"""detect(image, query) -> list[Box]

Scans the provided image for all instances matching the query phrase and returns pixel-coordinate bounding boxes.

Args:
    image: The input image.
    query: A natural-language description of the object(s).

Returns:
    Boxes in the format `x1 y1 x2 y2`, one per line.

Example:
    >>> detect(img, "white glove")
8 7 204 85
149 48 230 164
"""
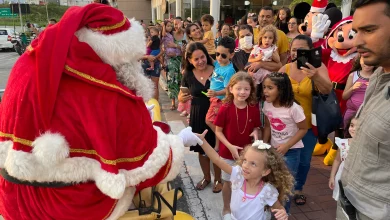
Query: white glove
178 127 203 147
146 104 155 121
311 14 331 40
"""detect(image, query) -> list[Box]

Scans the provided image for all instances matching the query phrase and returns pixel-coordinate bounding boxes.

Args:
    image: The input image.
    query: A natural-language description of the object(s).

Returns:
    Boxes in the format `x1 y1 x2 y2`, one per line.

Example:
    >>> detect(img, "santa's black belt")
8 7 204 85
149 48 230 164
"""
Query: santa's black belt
0 169 74 188
332 82 346 90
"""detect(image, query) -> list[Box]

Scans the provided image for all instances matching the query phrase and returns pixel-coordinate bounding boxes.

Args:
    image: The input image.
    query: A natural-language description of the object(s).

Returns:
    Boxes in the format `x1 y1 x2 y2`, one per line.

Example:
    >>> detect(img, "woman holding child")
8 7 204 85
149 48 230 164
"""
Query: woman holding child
278 35 332 206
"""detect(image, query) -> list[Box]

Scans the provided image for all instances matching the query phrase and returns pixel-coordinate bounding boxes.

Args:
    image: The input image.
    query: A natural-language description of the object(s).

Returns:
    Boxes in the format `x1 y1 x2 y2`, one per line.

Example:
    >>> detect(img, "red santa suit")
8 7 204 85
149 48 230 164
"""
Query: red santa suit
0 4 184 220
322 16 357 114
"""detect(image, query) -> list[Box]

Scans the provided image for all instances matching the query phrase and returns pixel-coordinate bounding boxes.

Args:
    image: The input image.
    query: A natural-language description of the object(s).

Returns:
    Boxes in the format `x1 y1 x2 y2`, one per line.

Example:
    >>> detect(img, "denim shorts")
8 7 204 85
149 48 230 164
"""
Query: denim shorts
142 60 161 78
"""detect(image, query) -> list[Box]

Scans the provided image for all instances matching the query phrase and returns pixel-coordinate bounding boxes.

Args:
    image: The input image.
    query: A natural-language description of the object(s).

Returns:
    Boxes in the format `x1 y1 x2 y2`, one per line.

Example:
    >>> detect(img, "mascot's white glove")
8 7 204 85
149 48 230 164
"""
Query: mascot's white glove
178 127 203 147
311 14 331 40
147 104 155 120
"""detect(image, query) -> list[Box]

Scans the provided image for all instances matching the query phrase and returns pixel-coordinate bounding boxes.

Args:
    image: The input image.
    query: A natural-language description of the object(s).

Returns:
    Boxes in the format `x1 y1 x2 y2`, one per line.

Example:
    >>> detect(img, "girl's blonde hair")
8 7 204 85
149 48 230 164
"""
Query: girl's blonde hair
237 145 294 203
222 71 257 105
258 25 278 46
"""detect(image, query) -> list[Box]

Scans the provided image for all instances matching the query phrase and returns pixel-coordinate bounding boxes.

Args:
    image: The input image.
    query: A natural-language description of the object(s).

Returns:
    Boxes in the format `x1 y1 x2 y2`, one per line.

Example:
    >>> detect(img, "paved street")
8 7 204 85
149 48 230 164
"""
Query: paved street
0 54 337 219
0 51 19 90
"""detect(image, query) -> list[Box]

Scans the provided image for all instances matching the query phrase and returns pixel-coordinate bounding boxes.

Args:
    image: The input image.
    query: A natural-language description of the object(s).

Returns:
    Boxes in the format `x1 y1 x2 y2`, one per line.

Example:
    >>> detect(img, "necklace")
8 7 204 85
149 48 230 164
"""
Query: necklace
242 180 264 202
235 105 248 134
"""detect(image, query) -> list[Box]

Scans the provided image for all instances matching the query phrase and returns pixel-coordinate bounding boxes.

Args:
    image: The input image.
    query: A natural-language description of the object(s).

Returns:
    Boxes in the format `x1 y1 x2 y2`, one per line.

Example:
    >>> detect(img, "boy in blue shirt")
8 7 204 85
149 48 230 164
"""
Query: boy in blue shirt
206 36 236 154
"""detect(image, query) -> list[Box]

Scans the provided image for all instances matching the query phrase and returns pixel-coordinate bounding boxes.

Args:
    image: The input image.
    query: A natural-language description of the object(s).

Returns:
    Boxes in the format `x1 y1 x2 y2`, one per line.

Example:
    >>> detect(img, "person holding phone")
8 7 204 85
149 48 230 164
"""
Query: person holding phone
178 43 222 192
278 35 332 206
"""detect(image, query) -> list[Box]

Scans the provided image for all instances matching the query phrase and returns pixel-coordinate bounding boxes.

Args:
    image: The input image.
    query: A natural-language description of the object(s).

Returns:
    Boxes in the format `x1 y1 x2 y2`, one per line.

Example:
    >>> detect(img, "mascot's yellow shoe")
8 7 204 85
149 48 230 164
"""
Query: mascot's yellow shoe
323 147 337 166
312 139 333 156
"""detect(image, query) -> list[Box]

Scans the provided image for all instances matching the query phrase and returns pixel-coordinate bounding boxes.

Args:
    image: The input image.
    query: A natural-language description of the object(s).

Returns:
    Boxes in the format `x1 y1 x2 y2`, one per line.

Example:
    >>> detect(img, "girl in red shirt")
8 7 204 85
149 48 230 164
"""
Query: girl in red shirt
214 71 261 219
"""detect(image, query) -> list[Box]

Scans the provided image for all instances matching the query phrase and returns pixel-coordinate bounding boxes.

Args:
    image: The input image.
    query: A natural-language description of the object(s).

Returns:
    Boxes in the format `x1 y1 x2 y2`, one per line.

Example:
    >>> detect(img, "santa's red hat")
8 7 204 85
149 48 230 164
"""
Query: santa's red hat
324 16 353 49
31 4 136 128
311 0 328 13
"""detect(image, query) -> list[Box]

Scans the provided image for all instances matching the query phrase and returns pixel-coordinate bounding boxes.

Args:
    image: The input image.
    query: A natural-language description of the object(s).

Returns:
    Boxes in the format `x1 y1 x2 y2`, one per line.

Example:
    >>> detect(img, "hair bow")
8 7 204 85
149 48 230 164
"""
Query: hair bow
252 140 271 150
248 13 256 17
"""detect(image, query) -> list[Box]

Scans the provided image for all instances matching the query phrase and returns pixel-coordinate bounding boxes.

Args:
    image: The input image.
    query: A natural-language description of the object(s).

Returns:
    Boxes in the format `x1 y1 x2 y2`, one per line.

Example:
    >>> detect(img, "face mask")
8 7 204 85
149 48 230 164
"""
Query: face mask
239 36 253 50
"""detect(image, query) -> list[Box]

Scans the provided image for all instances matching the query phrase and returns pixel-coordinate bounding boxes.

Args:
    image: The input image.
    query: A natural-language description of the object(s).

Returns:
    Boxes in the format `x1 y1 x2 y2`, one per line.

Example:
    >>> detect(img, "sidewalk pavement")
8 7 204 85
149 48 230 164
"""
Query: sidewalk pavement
158 85 337 220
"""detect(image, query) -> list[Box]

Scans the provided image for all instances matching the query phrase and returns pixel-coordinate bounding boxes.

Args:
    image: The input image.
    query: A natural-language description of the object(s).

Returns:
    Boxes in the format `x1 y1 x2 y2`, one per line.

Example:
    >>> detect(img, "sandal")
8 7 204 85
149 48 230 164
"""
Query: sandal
294 194 307 206
195 178 210 190
170 105 176 111
212 180 223 193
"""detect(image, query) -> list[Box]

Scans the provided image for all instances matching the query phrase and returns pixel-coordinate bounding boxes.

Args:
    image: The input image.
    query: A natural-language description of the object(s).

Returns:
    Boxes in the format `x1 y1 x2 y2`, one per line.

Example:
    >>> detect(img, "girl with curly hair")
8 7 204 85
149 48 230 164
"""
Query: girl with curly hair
195 129 293 220
262 72 308 213
213 72 260 219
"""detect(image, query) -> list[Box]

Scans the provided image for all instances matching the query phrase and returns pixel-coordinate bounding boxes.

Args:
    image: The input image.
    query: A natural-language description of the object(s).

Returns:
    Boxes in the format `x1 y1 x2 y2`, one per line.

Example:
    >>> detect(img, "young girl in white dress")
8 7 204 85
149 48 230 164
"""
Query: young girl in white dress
329 116 357 201
196 130 293 220
247 25 280 85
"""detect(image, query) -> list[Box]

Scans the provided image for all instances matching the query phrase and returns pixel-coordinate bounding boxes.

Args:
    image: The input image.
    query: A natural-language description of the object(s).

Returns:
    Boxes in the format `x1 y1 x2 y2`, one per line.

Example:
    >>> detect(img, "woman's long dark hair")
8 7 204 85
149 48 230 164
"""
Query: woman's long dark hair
185 23 201 42
291 35 314 49
264 72 295 108
349 55 378 74
183 42 214 72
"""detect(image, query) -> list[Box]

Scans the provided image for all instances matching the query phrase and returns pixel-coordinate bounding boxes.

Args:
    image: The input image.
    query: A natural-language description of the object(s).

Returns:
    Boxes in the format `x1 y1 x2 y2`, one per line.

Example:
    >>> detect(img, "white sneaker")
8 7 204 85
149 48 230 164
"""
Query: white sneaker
222 213 231 220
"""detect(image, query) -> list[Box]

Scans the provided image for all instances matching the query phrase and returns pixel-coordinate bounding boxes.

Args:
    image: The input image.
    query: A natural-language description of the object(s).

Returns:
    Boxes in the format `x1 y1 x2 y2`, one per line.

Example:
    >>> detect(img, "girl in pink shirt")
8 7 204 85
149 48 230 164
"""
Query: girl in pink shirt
262 72 308 214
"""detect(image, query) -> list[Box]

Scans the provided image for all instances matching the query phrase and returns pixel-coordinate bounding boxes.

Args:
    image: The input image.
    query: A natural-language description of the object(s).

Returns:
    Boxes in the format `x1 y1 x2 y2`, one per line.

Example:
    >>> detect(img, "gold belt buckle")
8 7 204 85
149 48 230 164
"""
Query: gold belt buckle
333 82 338 89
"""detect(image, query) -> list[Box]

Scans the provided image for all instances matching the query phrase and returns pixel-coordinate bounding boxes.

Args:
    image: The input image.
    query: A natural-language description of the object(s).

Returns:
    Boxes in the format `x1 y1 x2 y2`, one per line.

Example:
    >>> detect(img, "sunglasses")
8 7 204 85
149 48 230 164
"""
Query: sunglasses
216 52 228 59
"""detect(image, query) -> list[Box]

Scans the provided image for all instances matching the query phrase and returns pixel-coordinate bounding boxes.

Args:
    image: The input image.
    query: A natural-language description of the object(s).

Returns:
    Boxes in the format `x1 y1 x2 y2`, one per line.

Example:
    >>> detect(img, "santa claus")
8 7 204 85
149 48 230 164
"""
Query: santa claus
0 4 200 219
312 16 358 164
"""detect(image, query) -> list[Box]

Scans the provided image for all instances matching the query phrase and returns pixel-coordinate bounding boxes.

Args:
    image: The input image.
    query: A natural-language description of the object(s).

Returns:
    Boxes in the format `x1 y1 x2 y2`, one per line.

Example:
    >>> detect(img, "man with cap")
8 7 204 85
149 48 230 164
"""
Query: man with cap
0 4 200 219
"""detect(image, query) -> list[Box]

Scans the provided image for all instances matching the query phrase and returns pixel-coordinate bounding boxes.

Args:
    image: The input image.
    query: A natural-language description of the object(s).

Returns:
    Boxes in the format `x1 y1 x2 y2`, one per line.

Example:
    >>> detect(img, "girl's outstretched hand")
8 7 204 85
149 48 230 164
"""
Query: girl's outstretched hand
195 129 208 142
272 208 288 220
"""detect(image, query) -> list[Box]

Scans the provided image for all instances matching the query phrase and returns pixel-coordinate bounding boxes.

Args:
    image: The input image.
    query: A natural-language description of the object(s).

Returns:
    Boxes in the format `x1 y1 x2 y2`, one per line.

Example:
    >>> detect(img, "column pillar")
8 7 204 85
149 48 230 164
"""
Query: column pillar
176 0 182 17
341 0 352 18
190 0 193 21
210 0 220 34
152 7 156 23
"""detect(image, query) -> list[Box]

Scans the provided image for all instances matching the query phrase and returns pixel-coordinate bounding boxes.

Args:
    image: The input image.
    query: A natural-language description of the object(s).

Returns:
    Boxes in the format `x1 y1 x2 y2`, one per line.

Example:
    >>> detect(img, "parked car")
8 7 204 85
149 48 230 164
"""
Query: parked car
0 28 15 51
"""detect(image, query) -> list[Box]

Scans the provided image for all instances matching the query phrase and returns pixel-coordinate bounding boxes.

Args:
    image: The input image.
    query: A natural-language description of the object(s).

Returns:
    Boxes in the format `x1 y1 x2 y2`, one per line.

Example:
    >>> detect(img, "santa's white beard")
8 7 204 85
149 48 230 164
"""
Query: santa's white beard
114 62 154 102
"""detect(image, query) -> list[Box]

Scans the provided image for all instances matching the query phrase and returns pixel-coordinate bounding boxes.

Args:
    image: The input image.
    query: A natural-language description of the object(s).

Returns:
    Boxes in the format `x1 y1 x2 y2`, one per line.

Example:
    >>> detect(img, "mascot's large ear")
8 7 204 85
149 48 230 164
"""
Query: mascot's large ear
293 2 311 20
326 3 337 10
324 7 342 34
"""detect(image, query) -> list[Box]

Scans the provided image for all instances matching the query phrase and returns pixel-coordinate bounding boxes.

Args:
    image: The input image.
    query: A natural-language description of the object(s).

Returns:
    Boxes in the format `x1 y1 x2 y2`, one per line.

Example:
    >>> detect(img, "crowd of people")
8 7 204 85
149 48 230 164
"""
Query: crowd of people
139 0 390 219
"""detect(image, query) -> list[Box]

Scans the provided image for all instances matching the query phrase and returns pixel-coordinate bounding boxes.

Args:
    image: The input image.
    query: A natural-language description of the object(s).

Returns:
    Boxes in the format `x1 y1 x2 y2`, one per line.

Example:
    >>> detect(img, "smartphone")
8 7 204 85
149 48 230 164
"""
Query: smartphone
180 87 190 94
297 47 322 69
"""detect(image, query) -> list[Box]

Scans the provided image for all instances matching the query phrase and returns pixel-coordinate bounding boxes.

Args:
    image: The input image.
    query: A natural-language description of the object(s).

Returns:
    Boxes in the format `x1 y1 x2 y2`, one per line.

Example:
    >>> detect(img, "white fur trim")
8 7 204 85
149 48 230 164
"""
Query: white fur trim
32 133 69 166
2 127 184 199
120 126 180 186
75 18 146 68
0 141 12 168
160 135 184 184
310 6 326 13
3 132 126 199
330 50 358 64
106 187 136 220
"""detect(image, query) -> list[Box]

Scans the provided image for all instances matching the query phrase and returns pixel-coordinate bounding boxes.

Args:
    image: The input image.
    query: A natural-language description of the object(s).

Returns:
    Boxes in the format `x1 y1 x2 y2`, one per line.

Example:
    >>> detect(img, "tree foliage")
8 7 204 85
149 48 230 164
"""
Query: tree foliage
0 3 69 27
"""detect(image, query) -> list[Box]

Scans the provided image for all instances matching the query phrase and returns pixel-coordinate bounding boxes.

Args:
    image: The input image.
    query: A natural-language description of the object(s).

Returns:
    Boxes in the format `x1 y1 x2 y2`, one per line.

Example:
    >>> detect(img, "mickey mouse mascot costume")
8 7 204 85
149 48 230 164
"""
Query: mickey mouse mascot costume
0 4 201 219
312 16 358 165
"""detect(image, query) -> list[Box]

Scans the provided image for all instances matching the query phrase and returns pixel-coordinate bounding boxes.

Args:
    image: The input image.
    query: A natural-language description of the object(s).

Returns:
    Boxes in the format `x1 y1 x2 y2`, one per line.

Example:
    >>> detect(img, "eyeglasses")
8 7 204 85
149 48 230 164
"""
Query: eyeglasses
287 22 297 25
216 52 228 59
